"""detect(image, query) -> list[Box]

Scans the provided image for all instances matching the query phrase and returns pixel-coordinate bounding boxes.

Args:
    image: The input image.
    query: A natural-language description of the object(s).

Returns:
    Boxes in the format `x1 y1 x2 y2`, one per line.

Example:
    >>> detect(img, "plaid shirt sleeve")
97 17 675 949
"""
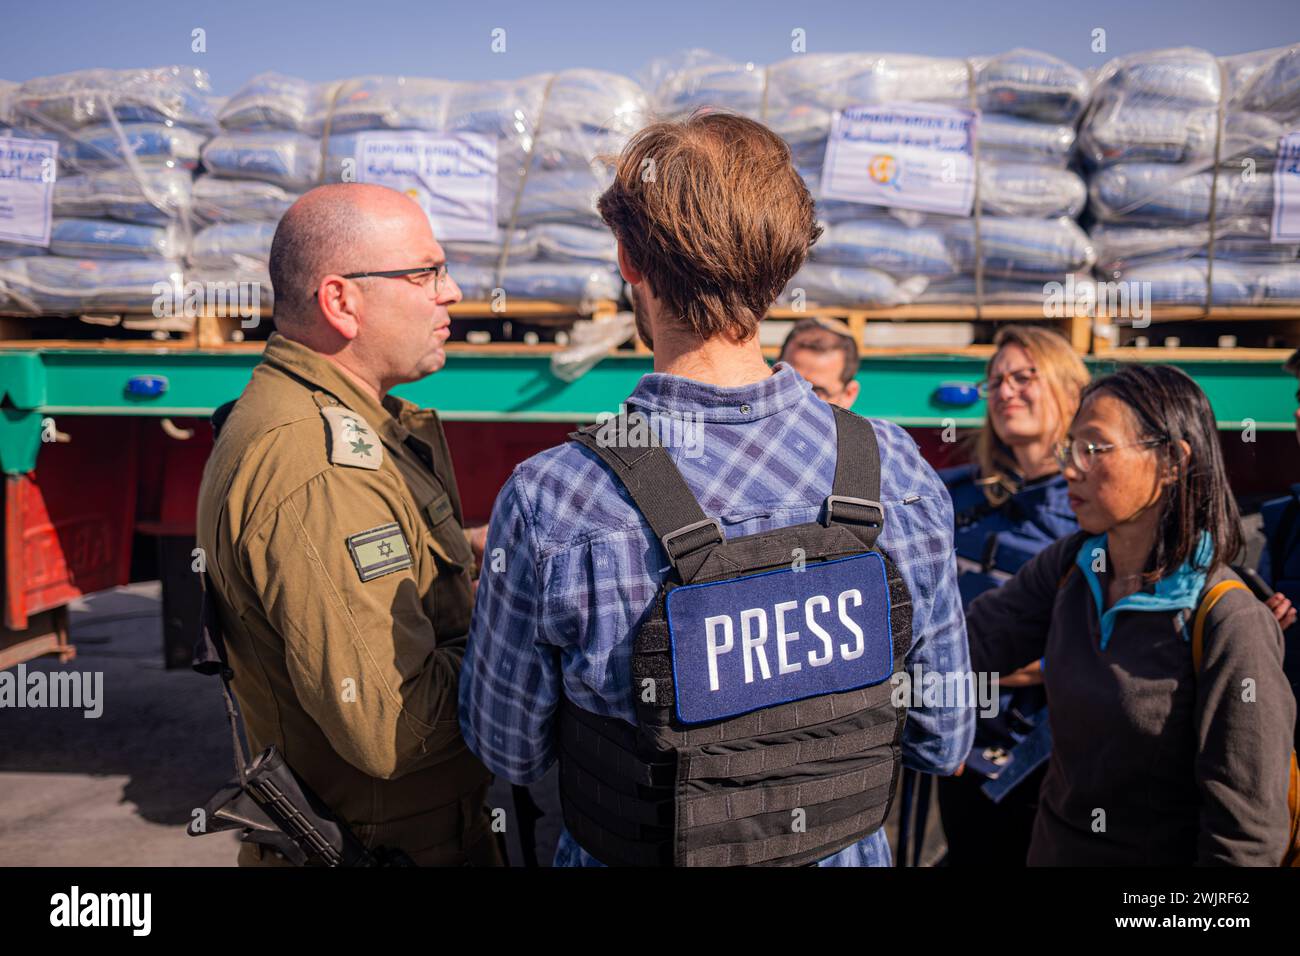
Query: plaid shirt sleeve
872 421 974 777
458 471 561 786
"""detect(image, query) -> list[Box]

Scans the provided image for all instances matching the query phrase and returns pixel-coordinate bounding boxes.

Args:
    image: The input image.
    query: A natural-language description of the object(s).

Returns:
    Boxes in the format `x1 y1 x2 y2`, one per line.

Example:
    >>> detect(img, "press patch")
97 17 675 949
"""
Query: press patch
665 552 894 724
347 523 411 581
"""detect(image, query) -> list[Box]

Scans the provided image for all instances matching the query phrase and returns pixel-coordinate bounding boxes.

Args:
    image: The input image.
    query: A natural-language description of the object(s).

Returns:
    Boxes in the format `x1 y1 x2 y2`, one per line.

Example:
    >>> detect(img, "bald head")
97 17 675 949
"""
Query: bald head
269 183 427 327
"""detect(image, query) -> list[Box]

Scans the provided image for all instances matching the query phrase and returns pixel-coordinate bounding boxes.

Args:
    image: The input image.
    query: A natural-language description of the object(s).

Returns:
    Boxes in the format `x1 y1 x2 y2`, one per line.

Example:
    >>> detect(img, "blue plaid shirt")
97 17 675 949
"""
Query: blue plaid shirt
460 363 973 866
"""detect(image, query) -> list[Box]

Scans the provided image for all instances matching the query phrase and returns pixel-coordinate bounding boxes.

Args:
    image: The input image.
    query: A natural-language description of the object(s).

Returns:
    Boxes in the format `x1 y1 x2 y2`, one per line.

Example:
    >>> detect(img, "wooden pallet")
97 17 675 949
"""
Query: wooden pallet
0 299 625 350
764 305 1095 354
1094 306 1300 352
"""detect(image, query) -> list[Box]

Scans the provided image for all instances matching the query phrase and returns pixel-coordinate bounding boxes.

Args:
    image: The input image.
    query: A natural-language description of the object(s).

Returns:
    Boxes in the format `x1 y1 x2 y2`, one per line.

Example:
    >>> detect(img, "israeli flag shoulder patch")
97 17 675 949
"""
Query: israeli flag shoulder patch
321 406 382 470
347 522 412 581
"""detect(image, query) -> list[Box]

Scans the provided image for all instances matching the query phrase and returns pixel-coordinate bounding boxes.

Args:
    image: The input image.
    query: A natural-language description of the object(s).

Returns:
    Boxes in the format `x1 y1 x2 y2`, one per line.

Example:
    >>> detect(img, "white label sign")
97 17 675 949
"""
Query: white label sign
1272 132 1300 243
356 131 497 243
0 136 58 246
821 104 978 217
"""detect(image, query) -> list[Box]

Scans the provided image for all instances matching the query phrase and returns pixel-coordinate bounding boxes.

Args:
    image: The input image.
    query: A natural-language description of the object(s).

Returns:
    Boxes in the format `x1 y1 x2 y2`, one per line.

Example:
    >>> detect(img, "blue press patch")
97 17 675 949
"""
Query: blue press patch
665 553 894 725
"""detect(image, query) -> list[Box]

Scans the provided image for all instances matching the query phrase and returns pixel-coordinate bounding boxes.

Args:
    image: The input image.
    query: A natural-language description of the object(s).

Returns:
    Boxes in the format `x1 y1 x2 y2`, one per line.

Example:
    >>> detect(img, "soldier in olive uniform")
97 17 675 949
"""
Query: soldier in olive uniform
196 184 502 866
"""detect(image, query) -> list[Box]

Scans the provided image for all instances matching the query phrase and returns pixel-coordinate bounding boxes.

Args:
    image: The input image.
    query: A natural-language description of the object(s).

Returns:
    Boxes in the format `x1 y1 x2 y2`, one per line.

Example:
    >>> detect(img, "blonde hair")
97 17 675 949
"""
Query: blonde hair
973 326 1089 506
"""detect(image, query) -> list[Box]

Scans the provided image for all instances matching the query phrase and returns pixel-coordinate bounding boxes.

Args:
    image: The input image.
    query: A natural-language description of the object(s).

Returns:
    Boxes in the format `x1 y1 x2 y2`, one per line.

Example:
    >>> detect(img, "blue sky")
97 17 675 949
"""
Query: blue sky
1 0 1298 94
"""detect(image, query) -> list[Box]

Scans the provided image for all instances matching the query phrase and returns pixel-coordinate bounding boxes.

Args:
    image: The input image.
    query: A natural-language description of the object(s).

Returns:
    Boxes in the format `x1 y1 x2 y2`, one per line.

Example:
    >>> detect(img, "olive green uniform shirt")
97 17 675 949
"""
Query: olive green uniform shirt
196 332 498 866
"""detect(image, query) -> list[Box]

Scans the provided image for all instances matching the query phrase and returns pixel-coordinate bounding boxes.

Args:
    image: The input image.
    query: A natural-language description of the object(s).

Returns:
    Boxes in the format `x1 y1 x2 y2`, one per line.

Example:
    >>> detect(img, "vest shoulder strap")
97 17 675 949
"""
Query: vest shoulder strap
569 404 888 574
824 406 883 549
569 418 722 577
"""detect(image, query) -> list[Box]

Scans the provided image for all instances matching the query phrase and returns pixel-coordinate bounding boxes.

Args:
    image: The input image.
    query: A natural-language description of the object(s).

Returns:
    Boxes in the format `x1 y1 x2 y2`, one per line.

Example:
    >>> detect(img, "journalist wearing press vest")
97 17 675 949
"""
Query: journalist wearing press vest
458 111 974 866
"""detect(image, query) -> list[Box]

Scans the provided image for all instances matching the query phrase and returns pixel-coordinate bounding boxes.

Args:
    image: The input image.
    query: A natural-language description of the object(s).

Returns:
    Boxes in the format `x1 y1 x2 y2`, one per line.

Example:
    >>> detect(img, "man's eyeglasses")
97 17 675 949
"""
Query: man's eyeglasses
977 367 1038 399
328 263 451 299
1053 436 1168 474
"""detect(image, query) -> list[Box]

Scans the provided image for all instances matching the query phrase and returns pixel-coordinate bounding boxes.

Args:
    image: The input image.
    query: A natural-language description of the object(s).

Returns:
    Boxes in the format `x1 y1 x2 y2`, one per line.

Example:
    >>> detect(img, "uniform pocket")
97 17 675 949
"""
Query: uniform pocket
421 491 473 572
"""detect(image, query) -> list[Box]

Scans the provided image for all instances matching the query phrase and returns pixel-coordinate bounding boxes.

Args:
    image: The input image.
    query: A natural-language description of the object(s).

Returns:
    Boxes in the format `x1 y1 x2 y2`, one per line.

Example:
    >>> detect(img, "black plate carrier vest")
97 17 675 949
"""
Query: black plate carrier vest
559 405 914 866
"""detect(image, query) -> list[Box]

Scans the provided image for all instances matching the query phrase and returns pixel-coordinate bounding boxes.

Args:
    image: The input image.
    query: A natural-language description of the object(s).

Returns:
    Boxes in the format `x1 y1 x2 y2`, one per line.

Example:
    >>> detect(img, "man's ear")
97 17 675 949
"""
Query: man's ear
616 241 642 285
317 275 362 341
842 379 861 409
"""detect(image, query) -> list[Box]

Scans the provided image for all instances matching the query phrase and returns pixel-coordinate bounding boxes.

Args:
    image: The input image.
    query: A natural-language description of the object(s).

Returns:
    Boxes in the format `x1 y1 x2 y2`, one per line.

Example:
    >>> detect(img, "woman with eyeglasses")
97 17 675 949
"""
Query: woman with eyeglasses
935 326 1088 867
966 365 1297 865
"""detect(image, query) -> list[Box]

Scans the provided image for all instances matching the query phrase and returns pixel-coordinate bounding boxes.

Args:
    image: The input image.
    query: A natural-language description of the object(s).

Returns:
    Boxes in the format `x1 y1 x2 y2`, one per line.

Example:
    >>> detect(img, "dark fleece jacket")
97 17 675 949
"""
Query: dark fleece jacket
967 533 1295 866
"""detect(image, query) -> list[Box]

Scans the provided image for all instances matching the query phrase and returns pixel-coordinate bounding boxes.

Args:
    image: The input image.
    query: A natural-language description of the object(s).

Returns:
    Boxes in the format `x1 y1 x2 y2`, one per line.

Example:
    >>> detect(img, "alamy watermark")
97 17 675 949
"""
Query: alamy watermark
1043 275 1152 329
0 664 102 718
152 278 263 328
594 405 705 459
890 665 1000 718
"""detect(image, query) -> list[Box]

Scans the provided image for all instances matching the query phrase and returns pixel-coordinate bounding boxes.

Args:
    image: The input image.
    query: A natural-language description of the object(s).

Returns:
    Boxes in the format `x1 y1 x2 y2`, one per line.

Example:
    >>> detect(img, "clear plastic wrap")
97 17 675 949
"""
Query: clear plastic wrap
1114 258 1300 305
201 132 321 190
779 263 928 308
646 49 1087 128
189 221 277 272
219 72 313 132
67 122 206 169
191 177 298 225
452 261 623 304
916 275 1089 304
13 67 216 131
530 222 617 263
0 256 184 314
1093 219 1298 273
1079 44 1300 306
811 220 957 277
642 49 1092 309
53 166 193 224
1089 162 1276 224
48 218 184 260
0 80 16 130
944 216 1096 279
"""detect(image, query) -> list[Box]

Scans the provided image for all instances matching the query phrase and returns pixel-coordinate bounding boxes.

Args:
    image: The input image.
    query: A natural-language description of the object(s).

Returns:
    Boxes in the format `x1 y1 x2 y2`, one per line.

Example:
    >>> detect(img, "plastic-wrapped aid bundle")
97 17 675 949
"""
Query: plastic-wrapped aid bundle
815 162 1085 223
1079 44 1300 304
64 122 206 170
189 221 277 272
529 223 617 264
13 67 216 131
1089 162 1276 224
53 166 193 224
1114 258 1300 306
1092 219 1299 273
0 67 221 314
647 48 1088 129
779 263 928 309
1080 45 1300 168
453 261 622 304
0 256 184 314
191 177 298 225
201 131 321 190
49 218 183 259
219 73 313 132
646 50 1092 309
812 220 957 277
944 217 1096 280
305 76 456 135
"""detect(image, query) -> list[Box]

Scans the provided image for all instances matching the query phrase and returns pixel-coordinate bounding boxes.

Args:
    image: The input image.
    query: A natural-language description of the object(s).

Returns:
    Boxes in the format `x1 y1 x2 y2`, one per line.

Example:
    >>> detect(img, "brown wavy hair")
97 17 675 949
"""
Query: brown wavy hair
597 110 822 343
974 325 1089 505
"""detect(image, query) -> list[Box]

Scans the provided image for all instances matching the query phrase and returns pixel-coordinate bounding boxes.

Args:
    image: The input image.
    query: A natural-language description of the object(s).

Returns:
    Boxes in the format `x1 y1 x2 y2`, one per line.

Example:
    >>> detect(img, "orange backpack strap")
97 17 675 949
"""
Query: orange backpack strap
1191 580 1249 671
1190 578 1300 866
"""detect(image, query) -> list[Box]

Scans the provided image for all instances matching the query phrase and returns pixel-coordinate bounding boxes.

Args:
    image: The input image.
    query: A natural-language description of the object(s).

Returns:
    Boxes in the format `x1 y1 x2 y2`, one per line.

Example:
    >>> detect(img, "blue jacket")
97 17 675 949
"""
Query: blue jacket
940 463 1079 770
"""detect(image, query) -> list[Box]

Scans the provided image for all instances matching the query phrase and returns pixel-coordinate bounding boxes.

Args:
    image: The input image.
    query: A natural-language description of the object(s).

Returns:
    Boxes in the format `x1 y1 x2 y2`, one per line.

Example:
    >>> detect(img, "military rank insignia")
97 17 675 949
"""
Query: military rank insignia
347 522 412 582
321 406 383 470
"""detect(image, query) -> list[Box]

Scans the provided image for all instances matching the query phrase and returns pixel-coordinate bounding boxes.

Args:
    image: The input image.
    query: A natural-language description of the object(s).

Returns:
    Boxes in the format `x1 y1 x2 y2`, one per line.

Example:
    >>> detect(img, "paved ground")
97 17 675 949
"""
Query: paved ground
0 582 943 866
